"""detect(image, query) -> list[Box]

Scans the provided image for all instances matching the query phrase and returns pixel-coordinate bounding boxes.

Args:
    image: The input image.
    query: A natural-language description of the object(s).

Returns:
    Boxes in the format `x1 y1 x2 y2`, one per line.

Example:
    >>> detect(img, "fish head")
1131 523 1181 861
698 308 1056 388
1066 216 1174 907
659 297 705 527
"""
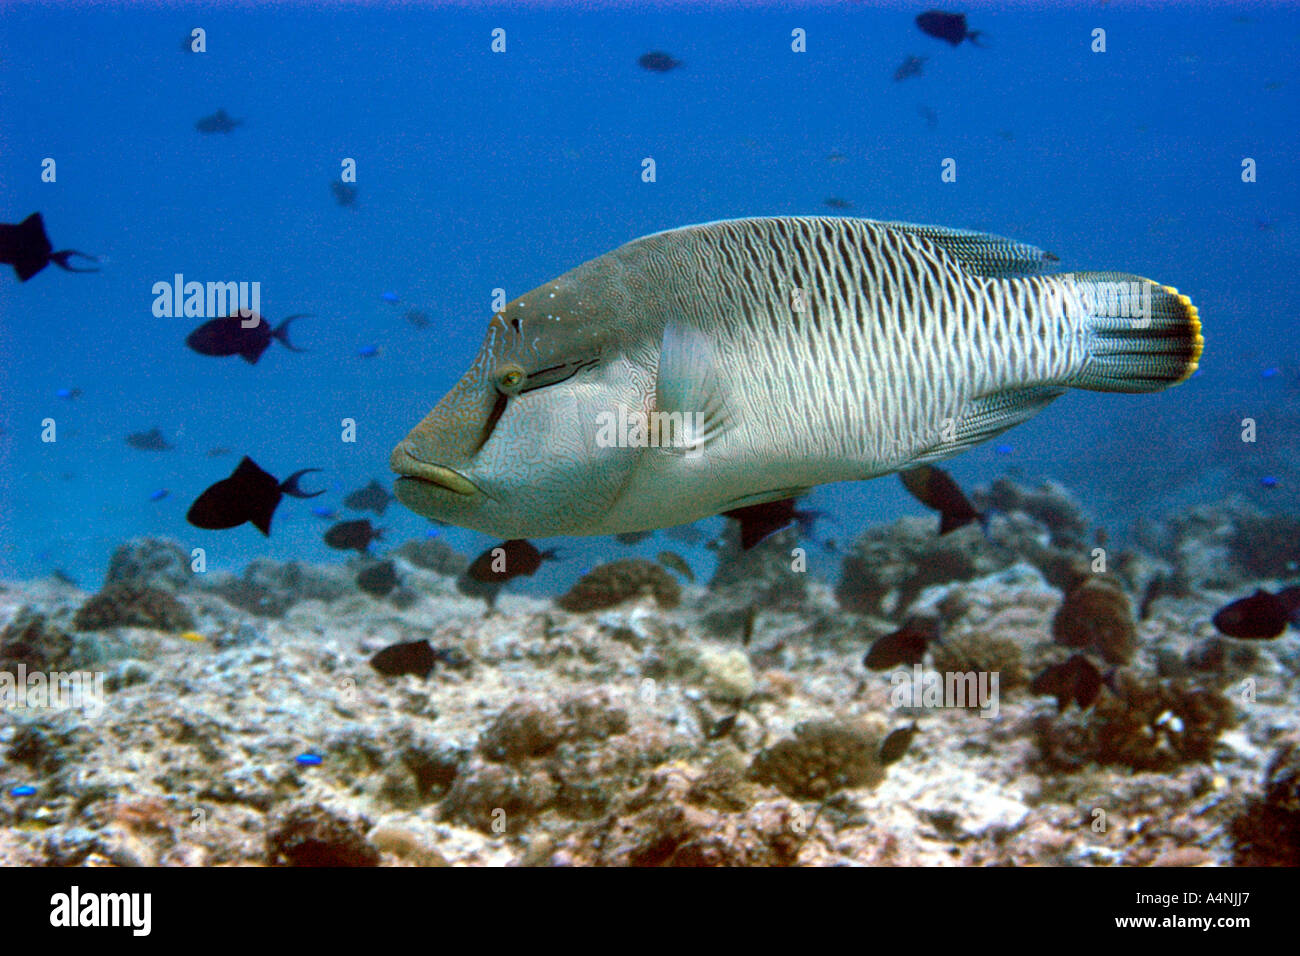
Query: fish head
391 260 655 538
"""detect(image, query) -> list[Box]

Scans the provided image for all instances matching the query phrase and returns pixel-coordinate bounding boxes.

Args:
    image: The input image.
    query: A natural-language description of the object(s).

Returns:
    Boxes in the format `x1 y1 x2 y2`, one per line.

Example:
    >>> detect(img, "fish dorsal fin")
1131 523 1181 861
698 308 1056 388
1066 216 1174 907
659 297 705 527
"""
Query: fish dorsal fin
877 221 1059 278
654 320 735 454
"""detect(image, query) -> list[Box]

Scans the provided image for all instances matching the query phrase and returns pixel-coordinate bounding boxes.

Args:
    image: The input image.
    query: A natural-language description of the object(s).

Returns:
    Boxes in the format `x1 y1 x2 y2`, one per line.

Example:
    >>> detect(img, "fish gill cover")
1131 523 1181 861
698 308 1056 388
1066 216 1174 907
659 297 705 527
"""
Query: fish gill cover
0 0 1297 891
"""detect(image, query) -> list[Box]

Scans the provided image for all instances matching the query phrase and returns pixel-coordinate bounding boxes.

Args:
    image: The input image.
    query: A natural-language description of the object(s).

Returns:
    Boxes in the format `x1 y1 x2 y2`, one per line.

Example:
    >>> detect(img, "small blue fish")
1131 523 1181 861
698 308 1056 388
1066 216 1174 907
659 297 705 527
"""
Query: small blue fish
1261 367 1280 379
356 345 381 358
55 388 82 400
312 506 338 519
380 291 400 304
994 444 1014 455
1260 476 1279 488
149 489 170 502
295 752 323 766
425 527 441 538
10 785 36 797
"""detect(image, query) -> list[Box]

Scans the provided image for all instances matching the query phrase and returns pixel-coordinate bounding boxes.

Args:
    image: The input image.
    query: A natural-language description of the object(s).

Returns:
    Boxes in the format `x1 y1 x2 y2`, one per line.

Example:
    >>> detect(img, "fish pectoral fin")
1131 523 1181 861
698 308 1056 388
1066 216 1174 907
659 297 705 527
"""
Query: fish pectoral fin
877 221 1058 278
909 385 1066 465
654 320 736 454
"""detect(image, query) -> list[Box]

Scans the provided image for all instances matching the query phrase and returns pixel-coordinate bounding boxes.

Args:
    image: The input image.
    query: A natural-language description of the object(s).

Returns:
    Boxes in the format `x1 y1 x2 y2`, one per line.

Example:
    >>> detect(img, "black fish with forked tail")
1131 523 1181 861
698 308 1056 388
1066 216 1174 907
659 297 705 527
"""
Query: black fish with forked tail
186 312 310 364
187 456 324 535
0 213 98 282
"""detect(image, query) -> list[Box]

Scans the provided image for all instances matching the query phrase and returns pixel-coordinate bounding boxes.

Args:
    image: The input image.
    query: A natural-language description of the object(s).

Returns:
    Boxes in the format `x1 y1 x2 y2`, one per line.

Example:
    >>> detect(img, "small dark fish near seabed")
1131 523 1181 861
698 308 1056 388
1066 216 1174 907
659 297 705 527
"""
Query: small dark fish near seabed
370 639 437 678
457 539 559 610
0 213 98 282
186 312 310 364
639 51 682 72
1031 654 1104 712
187 456 324 535
465 539 559 584
356 560 399 598
879 722 920 765
1212 587 1300 640
125 428 174 452
863 616 940 670
324 518 384 554
916 10 986 47
344 479 394 516
195 109 243 133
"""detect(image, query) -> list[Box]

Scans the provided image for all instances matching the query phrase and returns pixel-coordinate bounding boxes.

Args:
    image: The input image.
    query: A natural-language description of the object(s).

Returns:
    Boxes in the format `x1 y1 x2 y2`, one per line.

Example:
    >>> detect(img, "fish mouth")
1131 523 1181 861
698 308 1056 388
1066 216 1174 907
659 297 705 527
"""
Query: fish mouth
390 446 481 497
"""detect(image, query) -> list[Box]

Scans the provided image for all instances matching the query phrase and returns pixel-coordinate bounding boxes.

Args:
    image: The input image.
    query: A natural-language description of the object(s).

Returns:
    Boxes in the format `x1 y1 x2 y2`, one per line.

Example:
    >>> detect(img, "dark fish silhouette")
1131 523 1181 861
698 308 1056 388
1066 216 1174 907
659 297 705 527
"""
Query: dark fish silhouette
863 617 939 670
899 465 981 534
615 530 653 545
206 446 233 458
185 312 309 364
638 51 682 72
465 539 558 584
356 560 399 598
195 109 242 133
879 722 920 765
1212 588 1300 640
324 519 383 554
370 639 437 678
1031 654 1103 711
405 309 431 329
722 498 825 550
916 104 939 128
331 181 357 207
343 479 394 516
823 197 854 211
0 213 98 282
893 55 927 81
187 456 323 535
916 10 985 47
125 428 174 452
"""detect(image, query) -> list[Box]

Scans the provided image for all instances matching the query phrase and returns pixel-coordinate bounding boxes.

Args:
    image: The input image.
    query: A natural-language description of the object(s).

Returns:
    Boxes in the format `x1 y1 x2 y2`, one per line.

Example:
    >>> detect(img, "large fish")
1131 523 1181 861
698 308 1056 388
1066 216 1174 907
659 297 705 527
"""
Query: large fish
390 217 1202 538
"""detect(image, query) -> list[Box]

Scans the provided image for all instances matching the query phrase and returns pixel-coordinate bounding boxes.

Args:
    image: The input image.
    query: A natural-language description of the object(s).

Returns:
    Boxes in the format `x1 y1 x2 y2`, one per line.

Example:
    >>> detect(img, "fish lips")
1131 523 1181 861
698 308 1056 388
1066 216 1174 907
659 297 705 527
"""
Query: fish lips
390 449 483 515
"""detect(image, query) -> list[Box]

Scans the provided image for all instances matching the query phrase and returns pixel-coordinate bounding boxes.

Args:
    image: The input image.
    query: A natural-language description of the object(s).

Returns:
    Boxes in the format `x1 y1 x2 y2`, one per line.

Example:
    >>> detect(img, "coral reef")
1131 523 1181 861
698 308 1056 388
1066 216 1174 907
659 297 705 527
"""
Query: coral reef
1051 577 1137 665
704 526 810 632
749 716 886 799
72 582 196 633
266 803 380 866
104 537 192 593
930 629 1027 691
197 558 349 617
0 607 76 670
391 538 470 577
555 559 681 612
1228 513 1300 580
1232 736 1300 866
1034 669 1236 772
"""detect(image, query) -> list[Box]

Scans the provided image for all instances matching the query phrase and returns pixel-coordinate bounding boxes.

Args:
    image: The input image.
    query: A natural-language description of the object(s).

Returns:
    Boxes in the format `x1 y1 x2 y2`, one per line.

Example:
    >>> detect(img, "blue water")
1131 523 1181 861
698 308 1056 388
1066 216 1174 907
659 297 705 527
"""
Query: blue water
1 1 1297 592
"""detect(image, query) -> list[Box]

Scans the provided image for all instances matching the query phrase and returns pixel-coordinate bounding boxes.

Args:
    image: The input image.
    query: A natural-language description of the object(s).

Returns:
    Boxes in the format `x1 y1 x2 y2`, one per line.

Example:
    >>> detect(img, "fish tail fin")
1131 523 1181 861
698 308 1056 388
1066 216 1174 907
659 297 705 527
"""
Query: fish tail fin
1069 273 1203 392
273 314 311 353
280 468 325 498
967 30 988 48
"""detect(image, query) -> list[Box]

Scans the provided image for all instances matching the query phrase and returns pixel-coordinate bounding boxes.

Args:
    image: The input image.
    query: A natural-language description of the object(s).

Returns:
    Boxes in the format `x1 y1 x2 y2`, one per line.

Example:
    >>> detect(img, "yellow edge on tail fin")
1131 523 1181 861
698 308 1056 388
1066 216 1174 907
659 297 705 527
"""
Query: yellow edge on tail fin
1161 284 1203 383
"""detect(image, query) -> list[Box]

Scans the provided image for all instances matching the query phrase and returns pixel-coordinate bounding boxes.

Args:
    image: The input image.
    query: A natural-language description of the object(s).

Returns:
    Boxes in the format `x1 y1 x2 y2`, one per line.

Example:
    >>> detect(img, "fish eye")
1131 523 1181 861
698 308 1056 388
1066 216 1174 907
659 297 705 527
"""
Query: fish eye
496 364 526 393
